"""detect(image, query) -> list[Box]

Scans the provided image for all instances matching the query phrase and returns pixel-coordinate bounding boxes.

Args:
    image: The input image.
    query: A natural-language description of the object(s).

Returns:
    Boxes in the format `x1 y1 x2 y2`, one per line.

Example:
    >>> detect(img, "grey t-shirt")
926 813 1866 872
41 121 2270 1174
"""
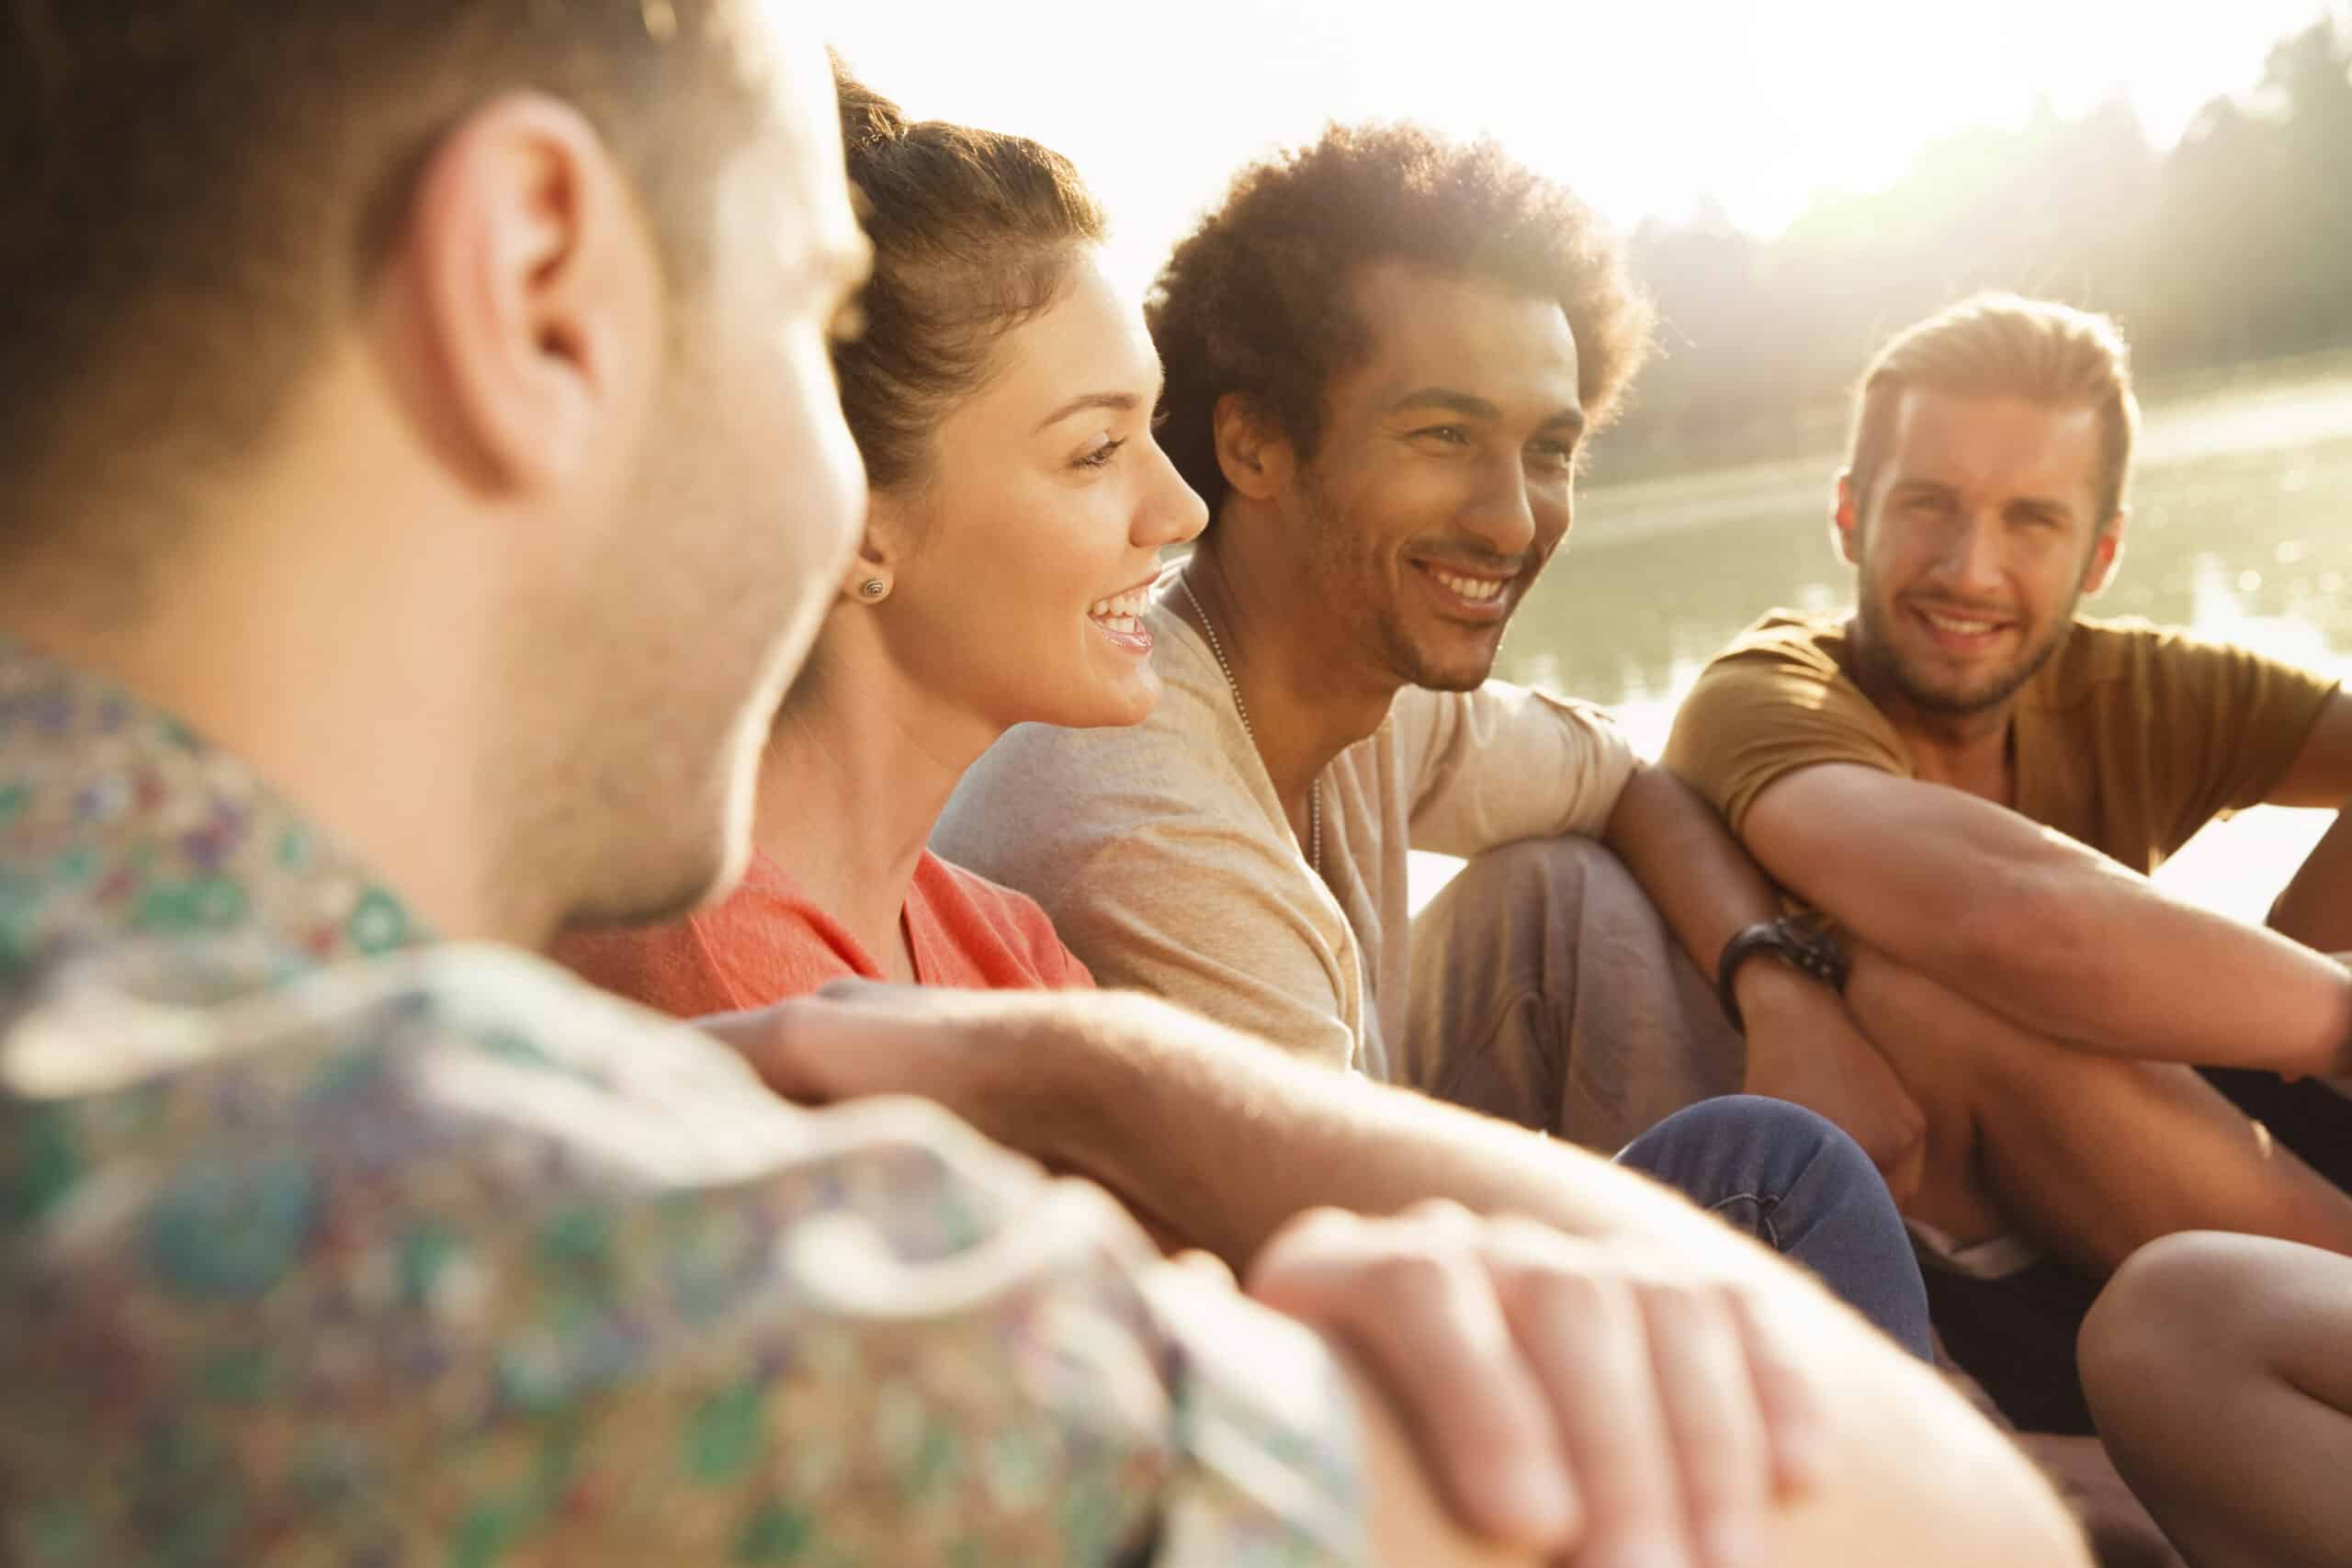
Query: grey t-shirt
934 570 1638 1080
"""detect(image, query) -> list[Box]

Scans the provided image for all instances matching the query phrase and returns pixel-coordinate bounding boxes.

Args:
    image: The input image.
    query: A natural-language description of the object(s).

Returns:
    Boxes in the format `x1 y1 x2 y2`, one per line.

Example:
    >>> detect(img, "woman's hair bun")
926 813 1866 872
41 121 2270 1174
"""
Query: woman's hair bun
831 54 909 152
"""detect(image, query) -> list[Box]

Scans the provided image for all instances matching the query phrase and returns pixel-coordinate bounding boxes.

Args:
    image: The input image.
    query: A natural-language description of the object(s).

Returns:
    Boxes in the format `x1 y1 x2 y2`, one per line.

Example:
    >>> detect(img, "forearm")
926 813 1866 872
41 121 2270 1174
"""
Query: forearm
1033 990 1868 1286
1597 765 1907 1135
1601 761 1785 982
1750 764 2352 1076
2270 797 2352 952
1027 990 1767 1265
1051 999 2084 1566
1957 853 2352 1073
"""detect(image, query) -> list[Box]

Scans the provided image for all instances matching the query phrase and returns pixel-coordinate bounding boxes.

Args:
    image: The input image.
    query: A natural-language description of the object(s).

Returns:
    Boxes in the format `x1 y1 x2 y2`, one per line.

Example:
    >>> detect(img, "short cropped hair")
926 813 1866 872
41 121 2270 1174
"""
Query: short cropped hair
0 1 769 525
831 64 1103 492
1848 293 2141 525
1148 122 1654 521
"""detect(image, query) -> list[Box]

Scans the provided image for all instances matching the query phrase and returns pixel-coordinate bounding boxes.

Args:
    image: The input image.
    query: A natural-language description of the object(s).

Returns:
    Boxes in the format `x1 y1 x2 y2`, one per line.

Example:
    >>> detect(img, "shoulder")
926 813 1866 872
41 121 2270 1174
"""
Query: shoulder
1691 609 1854 689
2031 615 2274 707
1666 611 1911 820
914 854 1094 987
1672 610 1884 736
937 608 1270 886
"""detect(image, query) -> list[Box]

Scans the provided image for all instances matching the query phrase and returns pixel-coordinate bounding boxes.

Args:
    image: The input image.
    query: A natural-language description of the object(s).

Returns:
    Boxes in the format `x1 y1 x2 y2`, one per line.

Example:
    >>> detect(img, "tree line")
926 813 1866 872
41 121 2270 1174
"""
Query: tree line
1608 15 2352 475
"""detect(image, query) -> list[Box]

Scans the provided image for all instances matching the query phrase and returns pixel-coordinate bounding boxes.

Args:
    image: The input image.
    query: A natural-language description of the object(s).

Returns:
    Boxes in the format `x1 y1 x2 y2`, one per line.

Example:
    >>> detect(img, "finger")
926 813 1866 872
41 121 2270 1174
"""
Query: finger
1168 1248 1238 1290
1725 1286 1830 1499
729 994 897 1102
1495 1256 1690 1568
1249 1213 1575 1548
1883 1137 1928 1211
1638 1281 1770 1568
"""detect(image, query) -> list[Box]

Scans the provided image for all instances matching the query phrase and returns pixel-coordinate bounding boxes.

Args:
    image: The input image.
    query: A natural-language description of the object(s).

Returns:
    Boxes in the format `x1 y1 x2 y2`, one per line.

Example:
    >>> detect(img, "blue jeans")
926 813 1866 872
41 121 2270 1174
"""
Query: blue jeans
1618 1095 1933 1361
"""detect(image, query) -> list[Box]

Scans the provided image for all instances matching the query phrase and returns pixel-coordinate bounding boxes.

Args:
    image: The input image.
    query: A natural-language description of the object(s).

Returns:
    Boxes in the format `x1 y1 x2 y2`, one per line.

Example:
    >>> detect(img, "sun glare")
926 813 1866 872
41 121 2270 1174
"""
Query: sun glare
828 0 2341 291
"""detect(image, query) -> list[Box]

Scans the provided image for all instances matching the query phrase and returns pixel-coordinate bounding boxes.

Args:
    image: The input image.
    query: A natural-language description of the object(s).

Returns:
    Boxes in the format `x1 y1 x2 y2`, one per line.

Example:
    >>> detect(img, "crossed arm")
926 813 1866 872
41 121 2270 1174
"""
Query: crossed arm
1739 750 2352 1077
1602 763 1929 1190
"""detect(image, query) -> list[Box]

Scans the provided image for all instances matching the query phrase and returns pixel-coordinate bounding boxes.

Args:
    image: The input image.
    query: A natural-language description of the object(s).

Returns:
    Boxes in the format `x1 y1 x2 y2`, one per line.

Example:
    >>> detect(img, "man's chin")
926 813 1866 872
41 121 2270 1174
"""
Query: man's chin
1891 661 2035 719
559 818 744 935
1407 655 1501 694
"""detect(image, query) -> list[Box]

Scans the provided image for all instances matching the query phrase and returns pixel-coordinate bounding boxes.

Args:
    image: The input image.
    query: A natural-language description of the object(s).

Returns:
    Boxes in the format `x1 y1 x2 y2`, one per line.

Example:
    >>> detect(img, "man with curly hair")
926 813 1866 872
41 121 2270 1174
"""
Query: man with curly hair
937 124 1894 1170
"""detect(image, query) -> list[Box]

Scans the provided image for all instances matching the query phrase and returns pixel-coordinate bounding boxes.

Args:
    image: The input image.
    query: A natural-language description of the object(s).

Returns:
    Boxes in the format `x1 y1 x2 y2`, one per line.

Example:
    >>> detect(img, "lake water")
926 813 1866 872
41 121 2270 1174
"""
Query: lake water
1409 355 2352 920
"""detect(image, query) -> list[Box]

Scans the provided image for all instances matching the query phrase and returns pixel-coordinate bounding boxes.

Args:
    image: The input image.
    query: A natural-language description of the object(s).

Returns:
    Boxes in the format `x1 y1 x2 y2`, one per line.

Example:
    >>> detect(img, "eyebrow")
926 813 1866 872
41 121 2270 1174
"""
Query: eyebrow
1893 478 2076 516
1390 387 1586 435
1033 390 1147 434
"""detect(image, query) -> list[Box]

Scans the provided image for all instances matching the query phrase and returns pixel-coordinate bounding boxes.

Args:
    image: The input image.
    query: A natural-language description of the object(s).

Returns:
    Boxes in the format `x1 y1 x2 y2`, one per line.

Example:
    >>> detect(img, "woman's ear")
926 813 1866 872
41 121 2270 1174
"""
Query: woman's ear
838 491 920 604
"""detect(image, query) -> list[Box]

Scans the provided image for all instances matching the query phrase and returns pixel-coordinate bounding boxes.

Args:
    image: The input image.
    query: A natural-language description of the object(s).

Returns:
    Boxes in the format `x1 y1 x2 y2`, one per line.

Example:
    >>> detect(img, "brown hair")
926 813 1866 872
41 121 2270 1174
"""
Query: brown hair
0 2 775 525
1148 121 1655 522
829 64 1104 492
1848 293 2141 524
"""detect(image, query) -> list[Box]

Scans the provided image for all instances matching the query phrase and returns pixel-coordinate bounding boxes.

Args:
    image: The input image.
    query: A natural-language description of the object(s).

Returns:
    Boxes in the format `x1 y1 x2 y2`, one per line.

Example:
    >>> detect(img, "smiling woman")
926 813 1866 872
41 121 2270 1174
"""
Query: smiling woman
552 65 1205 1005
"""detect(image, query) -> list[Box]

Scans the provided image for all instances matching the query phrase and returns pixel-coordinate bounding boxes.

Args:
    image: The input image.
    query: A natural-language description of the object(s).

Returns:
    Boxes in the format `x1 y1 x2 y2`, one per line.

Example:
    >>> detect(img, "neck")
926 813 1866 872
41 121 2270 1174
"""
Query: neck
1182 533 1396 816
0 474 543 946
1842 615 2018 800
752 623 1001 974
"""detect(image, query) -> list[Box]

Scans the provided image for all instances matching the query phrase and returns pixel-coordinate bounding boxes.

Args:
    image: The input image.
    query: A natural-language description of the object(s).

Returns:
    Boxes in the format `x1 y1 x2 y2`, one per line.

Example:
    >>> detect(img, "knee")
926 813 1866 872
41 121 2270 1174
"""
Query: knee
1673 1092 1862 1157
2081 1232 2263 1431
1626 1093 1875 1190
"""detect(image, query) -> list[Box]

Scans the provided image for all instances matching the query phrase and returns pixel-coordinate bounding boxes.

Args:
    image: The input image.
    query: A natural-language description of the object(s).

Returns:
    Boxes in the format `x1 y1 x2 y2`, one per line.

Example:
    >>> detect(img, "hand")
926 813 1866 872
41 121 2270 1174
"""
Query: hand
1737 963 1928 1205
1248 1200 1826 1568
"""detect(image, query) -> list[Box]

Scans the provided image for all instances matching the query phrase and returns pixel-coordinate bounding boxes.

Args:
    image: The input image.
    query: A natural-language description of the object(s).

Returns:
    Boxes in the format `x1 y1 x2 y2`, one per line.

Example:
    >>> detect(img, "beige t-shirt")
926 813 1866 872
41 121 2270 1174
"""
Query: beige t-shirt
1665 610 2338 871
933 570 1639 1080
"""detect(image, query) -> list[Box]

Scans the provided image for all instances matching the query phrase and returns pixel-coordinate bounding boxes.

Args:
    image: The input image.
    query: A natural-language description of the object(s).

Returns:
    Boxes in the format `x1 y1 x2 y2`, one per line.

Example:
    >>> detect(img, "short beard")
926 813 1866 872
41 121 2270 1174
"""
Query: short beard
1851 588 2072 718
1296 468 1506 695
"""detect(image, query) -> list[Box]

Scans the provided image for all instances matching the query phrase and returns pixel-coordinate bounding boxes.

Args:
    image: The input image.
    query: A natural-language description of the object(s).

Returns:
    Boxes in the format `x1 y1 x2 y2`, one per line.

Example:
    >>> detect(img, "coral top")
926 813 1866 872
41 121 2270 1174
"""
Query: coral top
554 848 1093 1016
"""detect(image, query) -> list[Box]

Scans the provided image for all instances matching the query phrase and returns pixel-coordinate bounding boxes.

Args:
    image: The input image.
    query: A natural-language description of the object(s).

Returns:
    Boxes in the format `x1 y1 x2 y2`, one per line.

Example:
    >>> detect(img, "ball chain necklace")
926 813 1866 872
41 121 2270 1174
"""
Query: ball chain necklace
1177 572 1322 873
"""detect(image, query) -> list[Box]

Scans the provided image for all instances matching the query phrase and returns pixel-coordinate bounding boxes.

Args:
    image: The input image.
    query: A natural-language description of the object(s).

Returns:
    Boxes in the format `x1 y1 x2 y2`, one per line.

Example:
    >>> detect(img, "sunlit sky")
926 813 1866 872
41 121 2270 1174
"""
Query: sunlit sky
829 0 2347 294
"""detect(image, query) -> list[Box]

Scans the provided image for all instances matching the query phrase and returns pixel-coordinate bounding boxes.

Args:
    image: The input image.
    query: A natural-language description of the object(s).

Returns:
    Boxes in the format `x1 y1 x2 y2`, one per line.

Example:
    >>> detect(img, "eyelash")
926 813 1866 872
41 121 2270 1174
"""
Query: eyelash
1075 437 1128 470
1418 426 1576 466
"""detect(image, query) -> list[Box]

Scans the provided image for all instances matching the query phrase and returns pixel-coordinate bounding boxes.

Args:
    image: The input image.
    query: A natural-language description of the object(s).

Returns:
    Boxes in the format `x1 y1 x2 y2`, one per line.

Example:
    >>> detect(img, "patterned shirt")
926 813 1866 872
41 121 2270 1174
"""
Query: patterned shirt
0 639 1365 1567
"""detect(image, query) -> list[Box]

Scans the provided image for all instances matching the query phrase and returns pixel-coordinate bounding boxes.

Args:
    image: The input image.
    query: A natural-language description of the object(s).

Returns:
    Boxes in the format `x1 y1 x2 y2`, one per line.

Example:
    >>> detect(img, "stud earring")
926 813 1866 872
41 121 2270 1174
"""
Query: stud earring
860 579 888 599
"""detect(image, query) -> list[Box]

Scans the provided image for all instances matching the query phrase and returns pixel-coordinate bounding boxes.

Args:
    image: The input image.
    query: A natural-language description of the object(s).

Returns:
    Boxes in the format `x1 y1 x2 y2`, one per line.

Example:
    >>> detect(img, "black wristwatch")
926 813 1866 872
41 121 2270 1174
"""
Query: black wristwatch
1715 914 1850 1034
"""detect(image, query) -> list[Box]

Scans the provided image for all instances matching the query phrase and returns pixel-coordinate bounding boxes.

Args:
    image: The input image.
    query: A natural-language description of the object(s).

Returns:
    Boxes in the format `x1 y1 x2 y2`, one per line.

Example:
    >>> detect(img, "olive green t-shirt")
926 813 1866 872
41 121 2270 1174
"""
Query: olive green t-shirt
1665 611 2339 874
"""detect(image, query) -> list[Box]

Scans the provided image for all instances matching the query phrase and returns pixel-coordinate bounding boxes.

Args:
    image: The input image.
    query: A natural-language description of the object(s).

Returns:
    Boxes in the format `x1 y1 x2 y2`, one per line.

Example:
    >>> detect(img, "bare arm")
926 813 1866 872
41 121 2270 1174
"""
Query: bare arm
1600 761 1792 979
1346 1296 2088 1568
2269 797 2352 952
1743 761 2352 1076
2260 689 2352 807
1603 764 1927 1190
2263 695 2352 949
734 985 2089 1568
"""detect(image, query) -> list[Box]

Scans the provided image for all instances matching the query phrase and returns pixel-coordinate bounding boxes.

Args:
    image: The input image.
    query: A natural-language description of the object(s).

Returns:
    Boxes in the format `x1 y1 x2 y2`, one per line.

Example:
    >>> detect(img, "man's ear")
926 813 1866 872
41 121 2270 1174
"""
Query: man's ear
2081 508 2129 598
1212 392 1296 503
390 93 662 495
1831 470 1864 566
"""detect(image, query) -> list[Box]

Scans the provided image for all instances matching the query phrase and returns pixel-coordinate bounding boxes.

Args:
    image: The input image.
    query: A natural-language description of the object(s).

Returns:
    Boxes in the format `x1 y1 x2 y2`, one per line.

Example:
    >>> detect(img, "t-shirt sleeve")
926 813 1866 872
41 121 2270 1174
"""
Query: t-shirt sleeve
0 941 1365 1566
997 881 1099 990
1046 816 1359 1066
2142 628 2341 847
1664 636 1914 833
1398 682 1642 856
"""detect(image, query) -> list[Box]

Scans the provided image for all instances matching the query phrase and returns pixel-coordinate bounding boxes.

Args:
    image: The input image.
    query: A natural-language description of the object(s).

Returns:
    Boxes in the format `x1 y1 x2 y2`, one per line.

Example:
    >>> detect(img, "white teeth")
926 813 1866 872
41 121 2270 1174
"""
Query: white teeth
1089 590 1150 621
1924 612 1999 636
1431 570 1506 603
